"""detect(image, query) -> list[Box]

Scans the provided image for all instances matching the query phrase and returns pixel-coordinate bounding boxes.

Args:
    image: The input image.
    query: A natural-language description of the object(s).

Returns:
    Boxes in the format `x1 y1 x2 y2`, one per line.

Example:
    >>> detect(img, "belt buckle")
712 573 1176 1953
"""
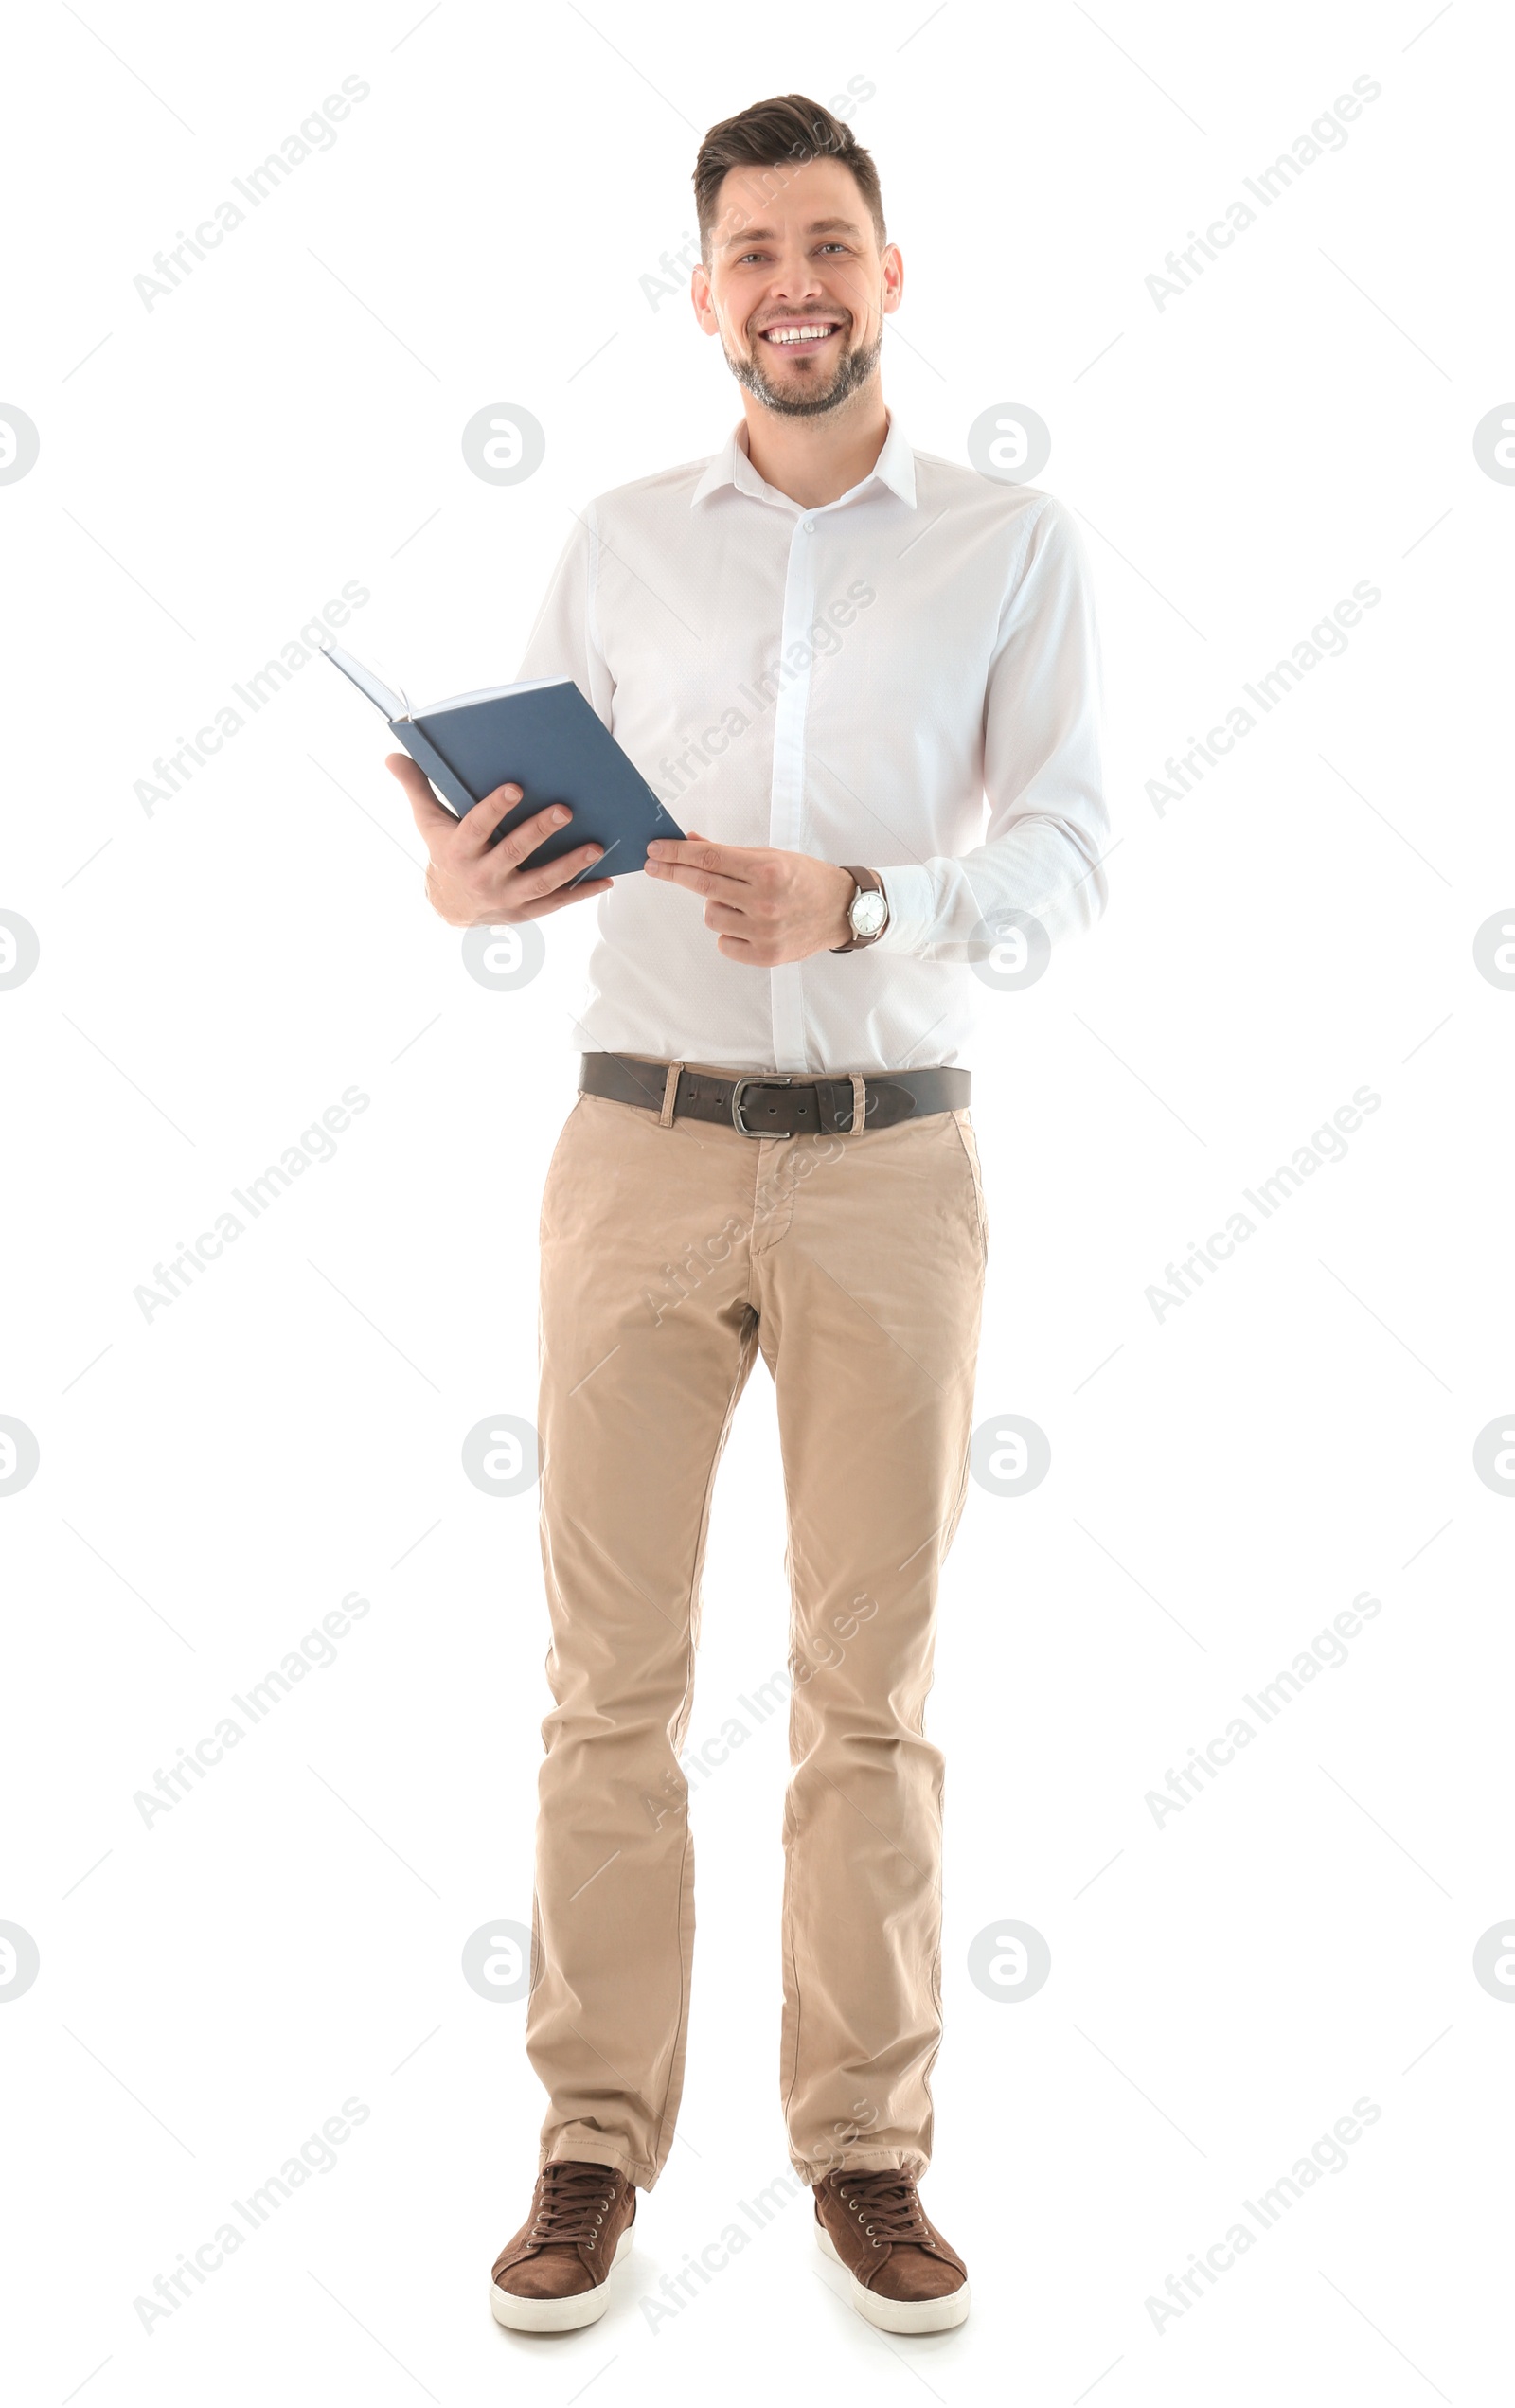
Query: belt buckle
730 1073 793 1136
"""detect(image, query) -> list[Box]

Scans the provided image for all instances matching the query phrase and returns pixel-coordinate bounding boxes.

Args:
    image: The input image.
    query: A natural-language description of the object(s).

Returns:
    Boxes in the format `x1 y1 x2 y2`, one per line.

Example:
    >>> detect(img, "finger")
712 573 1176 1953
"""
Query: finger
702 901 748 935
646 856 750 899
645 837 742 867
387 752 459 840
512 875 615 920
487 800 586 870
505 840 606 901
459 783 561 859
644 838 754 889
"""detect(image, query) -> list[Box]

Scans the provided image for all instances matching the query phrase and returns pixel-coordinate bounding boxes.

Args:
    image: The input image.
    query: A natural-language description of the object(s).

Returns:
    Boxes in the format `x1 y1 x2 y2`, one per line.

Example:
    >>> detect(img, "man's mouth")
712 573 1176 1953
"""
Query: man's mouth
758 320 844 352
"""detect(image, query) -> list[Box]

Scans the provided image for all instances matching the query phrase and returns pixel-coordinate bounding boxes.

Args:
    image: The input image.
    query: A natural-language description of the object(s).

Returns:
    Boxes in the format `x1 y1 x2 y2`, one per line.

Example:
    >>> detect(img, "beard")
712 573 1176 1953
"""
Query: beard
721 320 883 418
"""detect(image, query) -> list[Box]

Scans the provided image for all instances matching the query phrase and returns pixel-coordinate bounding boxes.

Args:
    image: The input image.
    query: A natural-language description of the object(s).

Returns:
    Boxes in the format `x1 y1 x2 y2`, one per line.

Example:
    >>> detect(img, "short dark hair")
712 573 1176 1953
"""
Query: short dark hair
692 94 885 264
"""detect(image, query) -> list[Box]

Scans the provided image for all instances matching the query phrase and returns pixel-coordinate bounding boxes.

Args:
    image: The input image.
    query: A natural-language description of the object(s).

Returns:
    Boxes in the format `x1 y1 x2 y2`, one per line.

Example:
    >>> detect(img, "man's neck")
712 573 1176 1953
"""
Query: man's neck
739 385 890 510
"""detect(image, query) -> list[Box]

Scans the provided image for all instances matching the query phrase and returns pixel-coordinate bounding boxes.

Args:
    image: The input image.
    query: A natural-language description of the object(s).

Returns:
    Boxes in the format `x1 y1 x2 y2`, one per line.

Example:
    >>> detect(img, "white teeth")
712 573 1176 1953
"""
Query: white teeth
764 324 840 343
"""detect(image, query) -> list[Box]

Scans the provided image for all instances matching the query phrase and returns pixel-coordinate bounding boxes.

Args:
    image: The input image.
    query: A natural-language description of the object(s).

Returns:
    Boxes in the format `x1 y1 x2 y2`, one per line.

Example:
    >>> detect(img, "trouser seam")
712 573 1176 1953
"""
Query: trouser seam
647 1307 760 2173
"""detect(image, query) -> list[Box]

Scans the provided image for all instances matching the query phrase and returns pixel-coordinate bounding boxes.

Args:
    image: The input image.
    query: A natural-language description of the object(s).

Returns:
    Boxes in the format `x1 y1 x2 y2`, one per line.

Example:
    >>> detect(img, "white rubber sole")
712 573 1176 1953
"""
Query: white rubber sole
817 2222 971 2333
490 2224 633 2332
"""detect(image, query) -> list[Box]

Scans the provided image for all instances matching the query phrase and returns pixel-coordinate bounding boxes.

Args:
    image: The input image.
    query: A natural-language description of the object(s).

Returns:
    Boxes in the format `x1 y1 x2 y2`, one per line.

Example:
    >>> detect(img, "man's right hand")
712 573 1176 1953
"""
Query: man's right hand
386 754 614 928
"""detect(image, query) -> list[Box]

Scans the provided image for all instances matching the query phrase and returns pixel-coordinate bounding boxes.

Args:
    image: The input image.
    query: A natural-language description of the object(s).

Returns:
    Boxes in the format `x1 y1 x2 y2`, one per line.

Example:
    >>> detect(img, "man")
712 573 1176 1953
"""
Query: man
389 93 1108 2336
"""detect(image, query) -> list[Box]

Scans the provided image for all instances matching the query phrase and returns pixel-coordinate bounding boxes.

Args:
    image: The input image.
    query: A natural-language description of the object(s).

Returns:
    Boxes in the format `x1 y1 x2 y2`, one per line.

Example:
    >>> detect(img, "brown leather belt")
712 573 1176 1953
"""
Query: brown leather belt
579 1050 970 1137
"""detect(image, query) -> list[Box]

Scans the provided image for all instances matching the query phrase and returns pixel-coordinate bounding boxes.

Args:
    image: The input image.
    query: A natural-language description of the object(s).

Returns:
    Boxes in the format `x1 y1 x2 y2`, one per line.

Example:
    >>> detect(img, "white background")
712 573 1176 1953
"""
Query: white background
3 2 1512 2401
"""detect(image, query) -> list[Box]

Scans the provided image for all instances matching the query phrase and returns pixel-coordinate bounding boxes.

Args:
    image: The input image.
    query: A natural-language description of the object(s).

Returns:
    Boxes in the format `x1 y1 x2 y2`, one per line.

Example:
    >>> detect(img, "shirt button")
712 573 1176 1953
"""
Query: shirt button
800 516 814 532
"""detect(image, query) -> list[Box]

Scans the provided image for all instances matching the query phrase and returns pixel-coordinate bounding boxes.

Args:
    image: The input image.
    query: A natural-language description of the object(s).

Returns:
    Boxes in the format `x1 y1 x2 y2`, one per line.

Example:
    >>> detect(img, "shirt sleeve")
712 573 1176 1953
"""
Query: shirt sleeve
511 503 615 724
871 493 1110 961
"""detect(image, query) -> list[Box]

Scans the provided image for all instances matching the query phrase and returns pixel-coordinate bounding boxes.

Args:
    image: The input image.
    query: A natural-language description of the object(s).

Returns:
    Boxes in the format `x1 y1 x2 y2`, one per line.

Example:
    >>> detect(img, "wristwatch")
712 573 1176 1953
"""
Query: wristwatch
830 865 890 953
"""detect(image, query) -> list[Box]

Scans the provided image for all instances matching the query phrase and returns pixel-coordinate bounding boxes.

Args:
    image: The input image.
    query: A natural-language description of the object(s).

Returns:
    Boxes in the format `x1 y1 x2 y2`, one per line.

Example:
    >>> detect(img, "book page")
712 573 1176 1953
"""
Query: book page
412 675 572 718
318 639 408 722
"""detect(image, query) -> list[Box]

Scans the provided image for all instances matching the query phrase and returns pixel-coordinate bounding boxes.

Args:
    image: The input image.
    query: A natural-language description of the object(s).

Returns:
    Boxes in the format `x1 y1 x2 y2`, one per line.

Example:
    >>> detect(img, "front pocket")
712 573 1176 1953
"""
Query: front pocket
949 1109 989 1256
538 1093 587 1242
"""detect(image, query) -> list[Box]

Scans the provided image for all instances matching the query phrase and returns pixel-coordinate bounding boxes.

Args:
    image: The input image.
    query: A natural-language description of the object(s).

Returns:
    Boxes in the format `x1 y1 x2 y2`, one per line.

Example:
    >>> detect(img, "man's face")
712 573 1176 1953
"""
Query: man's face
691 155 902 419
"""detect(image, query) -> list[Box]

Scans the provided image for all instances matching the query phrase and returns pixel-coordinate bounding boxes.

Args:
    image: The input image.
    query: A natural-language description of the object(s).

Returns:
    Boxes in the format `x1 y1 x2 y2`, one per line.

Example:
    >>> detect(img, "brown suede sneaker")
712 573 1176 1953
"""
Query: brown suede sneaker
814 2167 970 2333
490 2159 637 2332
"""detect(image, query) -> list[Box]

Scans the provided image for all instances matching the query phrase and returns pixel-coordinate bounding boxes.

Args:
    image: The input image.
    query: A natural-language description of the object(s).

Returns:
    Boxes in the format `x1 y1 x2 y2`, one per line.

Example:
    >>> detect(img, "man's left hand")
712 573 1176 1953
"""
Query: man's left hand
644 833 858 965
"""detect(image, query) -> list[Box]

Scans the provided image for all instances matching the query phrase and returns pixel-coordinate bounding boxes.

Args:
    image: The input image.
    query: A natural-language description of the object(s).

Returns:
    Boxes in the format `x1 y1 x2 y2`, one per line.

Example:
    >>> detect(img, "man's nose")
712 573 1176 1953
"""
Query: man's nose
768 253 827 295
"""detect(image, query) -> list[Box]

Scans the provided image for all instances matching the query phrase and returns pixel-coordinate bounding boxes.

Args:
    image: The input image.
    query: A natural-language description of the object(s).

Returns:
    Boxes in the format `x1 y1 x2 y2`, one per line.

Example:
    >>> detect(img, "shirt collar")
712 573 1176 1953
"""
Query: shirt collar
690 409 917 513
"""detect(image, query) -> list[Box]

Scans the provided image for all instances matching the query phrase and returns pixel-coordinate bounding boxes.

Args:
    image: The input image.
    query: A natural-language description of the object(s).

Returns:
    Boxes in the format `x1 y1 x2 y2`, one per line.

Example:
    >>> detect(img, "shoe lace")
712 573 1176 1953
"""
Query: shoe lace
831 2170 930 2247
528 2160 618 2246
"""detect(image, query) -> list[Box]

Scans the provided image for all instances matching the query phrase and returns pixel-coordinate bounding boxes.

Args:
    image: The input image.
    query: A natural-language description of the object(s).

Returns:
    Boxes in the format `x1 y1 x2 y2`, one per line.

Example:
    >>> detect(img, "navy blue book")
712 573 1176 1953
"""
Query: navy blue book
319 639 684 874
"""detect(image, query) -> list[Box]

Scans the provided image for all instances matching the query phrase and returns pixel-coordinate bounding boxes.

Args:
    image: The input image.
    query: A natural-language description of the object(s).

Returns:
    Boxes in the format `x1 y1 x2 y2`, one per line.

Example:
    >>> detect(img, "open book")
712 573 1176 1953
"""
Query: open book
320 639 684 875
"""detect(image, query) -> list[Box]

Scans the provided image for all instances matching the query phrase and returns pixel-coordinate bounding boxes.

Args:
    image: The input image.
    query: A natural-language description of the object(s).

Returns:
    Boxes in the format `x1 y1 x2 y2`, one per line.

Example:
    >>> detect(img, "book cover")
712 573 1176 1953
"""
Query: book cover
320 641 685 875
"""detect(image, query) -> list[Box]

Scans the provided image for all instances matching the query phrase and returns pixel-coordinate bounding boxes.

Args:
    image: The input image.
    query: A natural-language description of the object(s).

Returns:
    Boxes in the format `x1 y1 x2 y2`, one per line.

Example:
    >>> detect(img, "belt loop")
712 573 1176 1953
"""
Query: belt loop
658 1061 684 1129
849 1073 867 1133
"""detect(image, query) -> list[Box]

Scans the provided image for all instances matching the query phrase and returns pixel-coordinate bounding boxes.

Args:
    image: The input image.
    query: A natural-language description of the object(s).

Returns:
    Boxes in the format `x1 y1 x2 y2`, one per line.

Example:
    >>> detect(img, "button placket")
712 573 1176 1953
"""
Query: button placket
769 509 820 1077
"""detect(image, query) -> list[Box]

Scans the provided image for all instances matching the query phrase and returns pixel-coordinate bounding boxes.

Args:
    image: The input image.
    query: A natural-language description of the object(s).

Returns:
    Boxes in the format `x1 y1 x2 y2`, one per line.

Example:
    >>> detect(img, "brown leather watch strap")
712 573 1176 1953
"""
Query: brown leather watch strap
829 865 888 954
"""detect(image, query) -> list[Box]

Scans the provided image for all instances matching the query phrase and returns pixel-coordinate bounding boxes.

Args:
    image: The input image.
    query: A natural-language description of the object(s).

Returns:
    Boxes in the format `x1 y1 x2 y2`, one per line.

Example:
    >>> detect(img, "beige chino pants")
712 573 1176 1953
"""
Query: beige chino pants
526 1061 987 2190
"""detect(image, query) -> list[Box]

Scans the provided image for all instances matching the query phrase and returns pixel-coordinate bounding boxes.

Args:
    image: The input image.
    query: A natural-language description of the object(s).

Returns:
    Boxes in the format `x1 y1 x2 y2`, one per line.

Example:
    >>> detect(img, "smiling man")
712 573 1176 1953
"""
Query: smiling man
389 92 1109 2338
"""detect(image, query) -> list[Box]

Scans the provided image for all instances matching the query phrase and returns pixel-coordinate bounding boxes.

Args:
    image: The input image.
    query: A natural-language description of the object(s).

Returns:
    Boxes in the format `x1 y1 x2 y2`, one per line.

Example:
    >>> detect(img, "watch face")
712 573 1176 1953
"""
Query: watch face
852 887 887 938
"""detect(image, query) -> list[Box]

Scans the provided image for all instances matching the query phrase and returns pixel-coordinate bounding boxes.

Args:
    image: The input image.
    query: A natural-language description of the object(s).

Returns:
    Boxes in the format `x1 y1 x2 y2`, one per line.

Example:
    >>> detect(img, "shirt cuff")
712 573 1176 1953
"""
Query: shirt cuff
872 864 938 957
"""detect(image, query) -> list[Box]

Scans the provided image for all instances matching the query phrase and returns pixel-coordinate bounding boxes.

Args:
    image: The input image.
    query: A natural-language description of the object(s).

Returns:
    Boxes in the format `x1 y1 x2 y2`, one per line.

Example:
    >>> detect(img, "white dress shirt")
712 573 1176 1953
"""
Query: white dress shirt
515 411 1109 1076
